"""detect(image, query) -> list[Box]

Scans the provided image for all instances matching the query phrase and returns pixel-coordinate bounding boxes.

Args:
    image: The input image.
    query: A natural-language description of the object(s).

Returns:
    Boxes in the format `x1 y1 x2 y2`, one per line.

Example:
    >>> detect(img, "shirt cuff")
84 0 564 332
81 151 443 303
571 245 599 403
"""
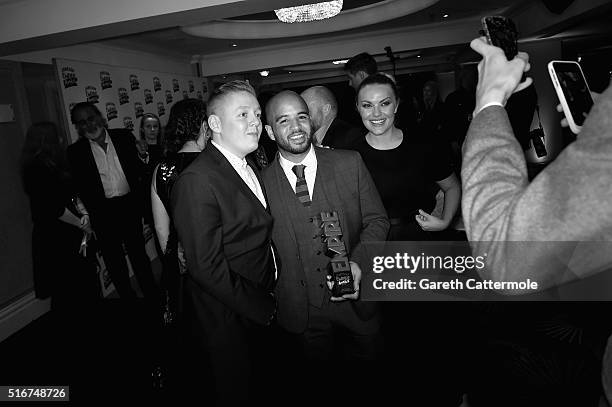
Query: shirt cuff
474 102 504 117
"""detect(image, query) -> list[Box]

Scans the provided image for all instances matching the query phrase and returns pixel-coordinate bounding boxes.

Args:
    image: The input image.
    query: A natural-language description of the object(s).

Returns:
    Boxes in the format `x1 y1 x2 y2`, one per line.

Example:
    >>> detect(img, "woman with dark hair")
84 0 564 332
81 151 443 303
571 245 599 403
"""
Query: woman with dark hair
353 73 460 241
21 122 98 312
150 98 208 387
151 99 208 318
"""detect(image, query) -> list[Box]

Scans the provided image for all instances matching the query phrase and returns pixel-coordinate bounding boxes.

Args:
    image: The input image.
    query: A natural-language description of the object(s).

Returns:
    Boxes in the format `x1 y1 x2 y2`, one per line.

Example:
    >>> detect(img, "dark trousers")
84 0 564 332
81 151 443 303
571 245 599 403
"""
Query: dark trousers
93 193 158 300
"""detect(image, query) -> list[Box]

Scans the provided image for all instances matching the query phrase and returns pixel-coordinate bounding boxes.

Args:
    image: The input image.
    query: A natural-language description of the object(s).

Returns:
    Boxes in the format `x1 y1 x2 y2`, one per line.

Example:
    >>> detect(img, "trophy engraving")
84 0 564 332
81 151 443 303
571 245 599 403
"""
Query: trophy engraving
320 211 355 297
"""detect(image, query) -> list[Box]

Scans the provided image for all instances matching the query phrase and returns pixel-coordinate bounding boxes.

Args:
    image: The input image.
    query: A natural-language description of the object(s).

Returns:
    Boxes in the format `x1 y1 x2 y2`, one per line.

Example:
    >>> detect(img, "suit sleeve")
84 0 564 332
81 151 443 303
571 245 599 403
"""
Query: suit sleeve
171 171 275 325
349 153 390 269
461 89 612 291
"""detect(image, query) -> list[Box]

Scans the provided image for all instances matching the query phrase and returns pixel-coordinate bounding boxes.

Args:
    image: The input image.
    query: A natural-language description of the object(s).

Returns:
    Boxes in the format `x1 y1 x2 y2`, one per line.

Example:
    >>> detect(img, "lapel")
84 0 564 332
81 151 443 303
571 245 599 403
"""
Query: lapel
208 144 268 214
78 137 106 199
312 147 342 212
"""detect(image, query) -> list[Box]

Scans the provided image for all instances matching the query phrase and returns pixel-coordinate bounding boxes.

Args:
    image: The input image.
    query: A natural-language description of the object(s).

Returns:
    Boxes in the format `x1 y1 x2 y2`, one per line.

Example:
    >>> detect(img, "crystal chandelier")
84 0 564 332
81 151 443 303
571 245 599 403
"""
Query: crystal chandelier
275 1 343 23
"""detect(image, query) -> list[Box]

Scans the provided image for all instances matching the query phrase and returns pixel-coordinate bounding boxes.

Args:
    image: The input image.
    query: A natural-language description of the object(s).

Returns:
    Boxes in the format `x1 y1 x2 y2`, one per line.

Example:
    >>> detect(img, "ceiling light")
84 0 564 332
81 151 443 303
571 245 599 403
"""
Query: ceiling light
231 43 237 47
275 1 343 23
417 55 422 58
259 70 270 77
443 13 449 18
332 59 349 65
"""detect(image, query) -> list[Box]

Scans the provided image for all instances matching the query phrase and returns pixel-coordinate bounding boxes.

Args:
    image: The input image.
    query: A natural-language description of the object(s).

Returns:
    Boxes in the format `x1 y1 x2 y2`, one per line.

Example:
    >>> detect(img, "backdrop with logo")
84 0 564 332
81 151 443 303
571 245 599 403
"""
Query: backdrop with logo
53 58 209 143
53 58 208 296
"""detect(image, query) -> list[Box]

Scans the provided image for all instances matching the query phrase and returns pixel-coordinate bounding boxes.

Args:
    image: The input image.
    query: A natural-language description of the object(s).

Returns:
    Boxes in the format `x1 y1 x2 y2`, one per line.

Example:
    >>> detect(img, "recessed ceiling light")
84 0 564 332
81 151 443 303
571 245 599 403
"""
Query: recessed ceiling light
442 13 449 18
288 71 292 74
259 70 270 77
332 59 349 65
231 43 237 47
417 55 421 58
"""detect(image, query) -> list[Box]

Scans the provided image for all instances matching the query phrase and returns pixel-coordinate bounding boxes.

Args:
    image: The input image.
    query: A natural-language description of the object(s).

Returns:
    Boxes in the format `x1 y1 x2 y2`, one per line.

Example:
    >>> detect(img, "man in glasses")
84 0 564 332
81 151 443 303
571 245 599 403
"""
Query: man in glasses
67 102 158 301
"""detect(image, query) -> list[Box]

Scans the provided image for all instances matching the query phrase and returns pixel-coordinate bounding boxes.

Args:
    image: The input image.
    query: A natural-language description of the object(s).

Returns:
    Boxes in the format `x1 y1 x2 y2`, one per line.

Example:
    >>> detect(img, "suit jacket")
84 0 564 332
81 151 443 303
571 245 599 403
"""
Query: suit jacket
171 144 276 329
462 85 612 405
262 146 389 333
321 118 365 149
462 88 612 290
67 128 144 220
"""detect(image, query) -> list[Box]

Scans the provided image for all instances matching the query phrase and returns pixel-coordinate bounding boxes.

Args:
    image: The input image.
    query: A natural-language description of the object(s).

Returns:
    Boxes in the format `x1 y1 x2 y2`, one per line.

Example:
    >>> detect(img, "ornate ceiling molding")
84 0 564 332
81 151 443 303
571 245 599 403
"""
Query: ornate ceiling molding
181 0 440 39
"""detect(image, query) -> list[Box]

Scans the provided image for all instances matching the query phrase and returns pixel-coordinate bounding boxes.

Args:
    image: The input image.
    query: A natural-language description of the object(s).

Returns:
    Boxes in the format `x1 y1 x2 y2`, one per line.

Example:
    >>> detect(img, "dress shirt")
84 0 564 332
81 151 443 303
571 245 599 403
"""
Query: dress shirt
278 145 317 199
211 140 267 208
89 130 130 198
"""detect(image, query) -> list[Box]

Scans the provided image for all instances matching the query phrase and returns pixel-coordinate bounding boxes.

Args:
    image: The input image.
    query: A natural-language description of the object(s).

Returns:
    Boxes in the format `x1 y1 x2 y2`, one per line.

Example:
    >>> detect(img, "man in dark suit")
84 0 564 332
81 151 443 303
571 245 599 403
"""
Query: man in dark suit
300 85 365 149
171 81 276 406
67 102 157 300
262 90 389 367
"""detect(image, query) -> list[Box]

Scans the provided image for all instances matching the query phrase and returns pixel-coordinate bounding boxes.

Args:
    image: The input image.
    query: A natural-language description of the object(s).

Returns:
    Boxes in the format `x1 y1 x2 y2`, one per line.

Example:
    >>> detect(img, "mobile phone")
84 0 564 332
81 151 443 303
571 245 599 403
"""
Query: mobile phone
481 16 519 60
548 60 594 134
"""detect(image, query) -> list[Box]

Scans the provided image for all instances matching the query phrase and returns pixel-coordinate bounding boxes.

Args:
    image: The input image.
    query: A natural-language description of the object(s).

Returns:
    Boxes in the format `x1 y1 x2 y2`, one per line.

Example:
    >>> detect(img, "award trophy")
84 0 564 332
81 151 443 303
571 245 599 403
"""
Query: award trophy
320 211 355 297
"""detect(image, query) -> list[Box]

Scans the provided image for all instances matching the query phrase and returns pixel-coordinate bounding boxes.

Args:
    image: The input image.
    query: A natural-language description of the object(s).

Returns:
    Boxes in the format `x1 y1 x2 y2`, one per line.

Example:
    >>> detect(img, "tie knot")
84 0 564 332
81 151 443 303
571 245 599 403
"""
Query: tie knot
292 164 306 179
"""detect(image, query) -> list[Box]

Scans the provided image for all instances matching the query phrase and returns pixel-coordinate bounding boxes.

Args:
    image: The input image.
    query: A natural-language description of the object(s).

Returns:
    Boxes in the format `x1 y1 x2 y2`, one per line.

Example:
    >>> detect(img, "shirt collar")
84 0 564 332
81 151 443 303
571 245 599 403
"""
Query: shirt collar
278 144 316 173
211 139 248 168
88 128 109 146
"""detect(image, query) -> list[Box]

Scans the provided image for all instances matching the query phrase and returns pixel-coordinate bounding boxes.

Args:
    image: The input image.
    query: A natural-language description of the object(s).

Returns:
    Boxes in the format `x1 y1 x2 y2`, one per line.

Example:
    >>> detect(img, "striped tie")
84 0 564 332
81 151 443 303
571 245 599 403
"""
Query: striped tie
292 164 311 207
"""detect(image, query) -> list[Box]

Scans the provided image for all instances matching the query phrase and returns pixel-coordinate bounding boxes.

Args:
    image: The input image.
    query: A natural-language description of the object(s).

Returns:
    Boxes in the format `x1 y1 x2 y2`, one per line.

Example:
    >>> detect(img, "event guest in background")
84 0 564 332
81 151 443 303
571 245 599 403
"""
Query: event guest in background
416 80 446 143
136 113 163 227
67 102 158 301
21 122 99 313
150 98 208 390
344 52 378 91
353 73 460 241
300 85 365 149
151 99 208 321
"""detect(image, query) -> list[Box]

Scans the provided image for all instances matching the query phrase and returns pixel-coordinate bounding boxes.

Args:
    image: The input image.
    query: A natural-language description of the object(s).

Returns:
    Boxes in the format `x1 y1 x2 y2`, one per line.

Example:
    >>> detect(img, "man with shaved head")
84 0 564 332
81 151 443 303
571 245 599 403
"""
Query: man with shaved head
262 90 388 377
300 85 365 149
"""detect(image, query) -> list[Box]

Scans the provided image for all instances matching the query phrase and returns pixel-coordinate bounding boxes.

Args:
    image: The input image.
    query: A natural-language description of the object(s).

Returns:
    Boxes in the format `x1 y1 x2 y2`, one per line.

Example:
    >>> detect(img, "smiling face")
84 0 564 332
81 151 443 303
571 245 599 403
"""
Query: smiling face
265 91 312 162
357 83 398 137
209 90 262 158
72 106 105 142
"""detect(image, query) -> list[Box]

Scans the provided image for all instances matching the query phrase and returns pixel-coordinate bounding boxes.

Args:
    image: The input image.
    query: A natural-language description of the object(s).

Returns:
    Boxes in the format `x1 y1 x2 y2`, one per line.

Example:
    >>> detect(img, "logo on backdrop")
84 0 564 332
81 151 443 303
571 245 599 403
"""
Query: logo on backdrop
134 102 144 118
165 90 173 104
123 116 134 130
172 79 180 93
62 67 78 88
130 74 140 91
188 80 195 93
85 85 99 104
144 89 153 104
157 101 165 117
153 76 162 92
105 102 118 121
100 71 112 90
118 88 130 105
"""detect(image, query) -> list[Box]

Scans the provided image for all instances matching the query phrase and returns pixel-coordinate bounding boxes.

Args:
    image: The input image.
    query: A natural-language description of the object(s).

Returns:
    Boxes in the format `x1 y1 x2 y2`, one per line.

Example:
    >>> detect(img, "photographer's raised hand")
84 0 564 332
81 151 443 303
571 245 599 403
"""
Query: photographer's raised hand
470 37 532 116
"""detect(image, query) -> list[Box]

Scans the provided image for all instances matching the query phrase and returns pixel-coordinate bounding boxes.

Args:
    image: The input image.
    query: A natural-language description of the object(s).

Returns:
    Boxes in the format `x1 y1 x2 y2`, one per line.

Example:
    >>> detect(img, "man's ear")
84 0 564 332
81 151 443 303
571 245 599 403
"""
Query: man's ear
265 124 276 141
208 115 221 133
358 71 368 82
322 103 331 116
